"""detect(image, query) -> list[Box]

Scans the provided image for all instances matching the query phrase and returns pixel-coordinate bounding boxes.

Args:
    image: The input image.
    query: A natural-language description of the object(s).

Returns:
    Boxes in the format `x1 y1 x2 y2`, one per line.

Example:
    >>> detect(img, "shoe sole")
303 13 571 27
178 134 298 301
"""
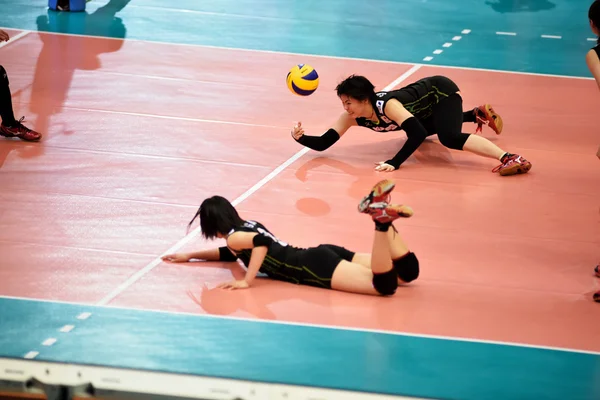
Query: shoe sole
498 161 532 176
0 130 42 142
358 179 395 213
483 105 503 135
390 204 414 218
369 203 414 223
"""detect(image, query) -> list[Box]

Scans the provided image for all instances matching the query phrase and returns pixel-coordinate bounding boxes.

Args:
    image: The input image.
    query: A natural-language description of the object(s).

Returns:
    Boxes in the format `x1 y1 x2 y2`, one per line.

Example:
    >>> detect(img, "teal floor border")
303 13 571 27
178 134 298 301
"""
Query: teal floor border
1 297 599 400
0 0 596 77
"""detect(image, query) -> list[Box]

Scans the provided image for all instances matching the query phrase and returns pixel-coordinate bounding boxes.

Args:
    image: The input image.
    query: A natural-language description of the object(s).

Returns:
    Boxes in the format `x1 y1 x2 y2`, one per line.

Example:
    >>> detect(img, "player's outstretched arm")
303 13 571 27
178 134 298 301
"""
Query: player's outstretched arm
375 99 429 172
291 112 356 151
161 247 236 263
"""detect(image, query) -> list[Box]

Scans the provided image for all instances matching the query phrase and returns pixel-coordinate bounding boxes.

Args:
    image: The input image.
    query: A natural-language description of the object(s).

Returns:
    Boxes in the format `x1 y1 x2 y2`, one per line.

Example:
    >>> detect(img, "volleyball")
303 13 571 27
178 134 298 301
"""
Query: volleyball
286 64 319 96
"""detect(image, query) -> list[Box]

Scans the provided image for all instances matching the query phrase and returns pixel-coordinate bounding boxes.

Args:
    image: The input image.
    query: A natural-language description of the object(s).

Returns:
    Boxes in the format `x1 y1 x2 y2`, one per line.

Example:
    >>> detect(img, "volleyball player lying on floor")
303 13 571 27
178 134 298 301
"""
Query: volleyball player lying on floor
161 180 419 296
291 74 531 176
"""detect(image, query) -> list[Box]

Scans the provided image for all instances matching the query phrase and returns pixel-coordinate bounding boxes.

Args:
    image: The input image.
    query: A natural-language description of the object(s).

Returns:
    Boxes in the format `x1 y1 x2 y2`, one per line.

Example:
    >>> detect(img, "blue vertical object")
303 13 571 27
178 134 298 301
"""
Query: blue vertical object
48 0 87 12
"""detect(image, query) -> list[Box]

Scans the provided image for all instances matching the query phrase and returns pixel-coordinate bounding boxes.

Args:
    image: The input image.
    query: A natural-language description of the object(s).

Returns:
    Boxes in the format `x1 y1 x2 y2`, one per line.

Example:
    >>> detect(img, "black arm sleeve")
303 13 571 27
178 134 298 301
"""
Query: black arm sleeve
385 117 428 169
295 128 340 151
252 233 274 248
218 246 238 261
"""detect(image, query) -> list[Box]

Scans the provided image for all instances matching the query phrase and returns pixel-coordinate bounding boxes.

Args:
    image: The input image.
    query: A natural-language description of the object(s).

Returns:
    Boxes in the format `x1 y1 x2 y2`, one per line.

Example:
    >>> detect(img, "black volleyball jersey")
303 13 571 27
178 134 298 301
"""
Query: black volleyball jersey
356 75 459 131
227 220 304 279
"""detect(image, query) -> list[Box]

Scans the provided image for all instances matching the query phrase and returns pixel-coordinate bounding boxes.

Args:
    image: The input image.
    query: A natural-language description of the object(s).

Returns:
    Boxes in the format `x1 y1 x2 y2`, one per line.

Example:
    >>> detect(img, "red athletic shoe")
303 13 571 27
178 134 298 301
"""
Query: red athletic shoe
492 153 531 176
358 179 395 213
595 265 599 278
0 117 42 142
594 291 600 303
366 203 414 224
475 104 503 135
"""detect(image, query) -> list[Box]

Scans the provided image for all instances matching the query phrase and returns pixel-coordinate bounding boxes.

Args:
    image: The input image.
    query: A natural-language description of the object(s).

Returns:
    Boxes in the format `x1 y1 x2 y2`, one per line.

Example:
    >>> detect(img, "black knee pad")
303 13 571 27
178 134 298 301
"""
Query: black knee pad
394 252 419 283
438 132 470 150
372 268 398 295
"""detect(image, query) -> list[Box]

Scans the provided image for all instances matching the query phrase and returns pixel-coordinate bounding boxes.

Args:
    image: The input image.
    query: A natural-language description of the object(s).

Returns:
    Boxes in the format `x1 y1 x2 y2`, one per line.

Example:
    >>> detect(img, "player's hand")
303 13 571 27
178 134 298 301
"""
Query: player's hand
291 121 304 141
0 30 9 42
375 161 396 172
217 279 250 290
161 253 191 263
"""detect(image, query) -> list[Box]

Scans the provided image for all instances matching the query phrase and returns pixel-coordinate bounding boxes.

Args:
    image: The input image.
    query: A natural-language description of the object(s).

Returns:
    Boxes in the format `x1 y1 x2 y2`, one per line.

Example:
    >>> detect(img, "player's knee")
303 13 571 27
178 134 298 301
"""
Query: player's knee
372 268 398 295
438 133 469 150
394 252 419 283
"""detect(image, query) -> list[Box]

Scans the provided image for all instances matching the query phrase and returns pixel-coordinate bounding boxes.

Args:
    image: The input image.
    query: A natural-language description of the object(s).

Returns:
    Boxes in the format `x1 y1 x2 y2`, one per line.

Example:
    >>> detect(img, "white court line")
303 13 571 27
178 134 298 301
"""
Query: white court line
3 294 599 356
541 34 562 39
41 338 57 346
23 351 39 359
0 27 593 81
496 32 517 36
77 312 92 320
0 30 30 49
421 28 467 63
59 325 75 333
94 64 422 307
384 65 421 89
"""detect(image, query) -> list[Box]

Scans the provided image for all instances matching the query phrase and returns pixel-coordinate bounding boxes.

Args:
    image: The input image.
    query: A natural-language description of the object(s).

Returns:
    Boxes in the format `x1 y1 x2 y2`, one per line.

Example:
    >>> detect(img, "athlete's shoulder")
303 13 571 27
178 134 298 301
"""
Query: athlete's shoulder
228 220 261 235
372 90 405 117
373 90 395 100
374 89 406 103
233 220 278 237
227 220 278 250
586 46 600 68
244 220 269 232
250 221 289 247
244 220 268 231
372 91 395 115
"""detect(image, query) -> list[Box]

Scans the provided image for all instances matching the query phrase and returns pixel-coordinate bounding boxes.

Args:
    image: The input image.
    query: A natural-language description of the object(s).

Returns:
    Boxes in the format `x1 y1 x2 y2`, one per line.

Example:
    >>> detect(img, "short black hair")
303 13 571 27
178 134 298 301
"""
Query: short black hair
335 75 376 101
591 0 600 43
187 195 244 240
